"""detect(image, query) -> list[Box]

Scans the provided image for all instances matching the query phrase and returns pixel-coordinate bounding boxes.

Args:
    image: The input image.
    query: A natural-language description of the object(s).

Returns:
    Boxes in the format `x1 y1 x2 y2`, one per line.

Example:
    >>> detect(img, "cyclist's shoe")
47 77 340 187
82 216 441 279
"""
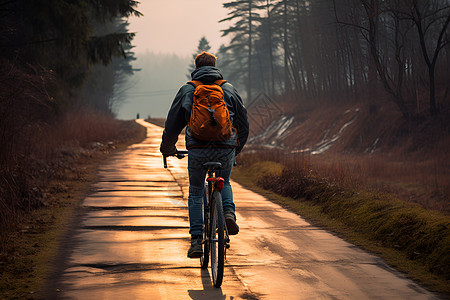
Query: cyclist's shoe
187 235 203 258
224 211 239 235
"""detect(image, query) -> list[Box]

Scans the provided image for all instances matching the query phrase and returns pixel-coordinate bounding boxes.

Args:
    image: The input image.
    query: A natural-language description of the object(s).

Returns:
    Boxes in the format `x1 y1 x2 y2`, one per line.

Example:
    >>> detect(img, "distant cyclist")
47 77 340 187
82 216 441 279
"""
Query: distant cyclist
160 52 249 258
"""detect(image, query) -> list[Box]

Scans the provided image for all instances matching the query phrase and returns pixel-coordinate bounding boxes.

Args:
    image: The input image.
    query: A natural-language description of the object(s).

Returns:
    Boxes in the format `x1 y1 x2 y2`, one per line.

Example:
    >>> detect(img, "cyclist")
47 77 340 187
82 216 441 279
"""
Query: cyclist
160 52 249 258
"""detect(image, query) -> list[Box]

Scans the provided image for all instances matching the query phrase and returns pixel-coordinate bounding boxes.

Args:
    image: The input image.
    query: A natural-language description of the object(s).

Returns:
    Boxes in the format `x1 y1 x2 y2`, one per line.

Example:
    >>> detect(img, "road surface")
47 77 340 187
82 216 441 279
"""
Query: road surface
45 120 439 299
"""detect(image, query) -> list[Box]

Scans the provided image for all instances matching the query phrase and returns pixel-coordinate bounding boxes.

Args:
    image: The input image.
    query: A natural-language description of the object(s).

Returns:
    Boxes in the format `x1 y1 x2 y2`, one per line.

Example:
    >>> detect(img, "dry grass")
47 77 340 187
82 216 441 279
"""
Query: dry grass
241 147 449 213
53 110 125 147
308 153 450 212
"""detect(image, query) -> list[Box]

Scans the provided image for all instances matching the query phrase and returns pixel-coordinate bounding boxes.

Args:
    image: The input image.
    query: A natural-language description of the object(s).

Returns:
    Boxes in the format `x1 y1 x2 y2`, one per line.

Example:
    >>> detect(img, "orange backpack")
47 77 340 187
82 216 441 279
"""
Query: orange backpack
188 79 233 141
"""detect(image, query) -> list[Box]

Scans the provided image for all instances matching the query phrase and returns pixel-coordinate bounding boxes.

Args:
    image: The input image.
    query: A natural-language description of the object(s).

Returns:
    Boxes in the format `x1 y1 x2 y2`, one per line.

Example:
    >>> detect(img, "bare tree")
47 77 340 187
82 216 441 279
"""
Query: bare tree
393 0 450 116
334 0 412 120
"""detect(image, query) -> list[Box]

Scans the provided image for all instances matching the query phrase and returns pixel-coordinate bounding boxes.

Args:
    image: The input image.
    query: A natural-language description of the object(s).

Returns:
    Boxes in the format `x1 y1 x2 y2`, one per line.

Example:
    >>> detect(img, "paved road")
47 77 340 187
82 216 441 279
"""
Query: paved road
46 120 439 299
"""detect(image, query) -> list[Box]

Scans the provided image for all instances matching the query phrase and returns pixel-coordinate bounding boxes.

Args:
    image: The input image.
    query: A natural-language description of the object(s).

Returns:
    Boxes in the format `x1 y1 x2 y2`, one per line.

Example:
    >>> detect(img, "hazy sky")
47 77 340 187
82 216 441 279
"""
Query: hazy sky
129 1 230 56
117 1 232 119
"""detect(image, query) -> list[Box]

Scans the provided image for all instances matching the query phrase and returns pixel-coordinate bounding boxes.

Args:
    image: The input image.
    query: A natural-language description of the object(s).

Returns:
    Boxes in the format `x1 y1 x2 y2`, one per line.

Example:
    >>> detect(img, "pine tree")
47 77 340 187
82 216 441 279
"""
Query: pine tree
220 0 264 103
0 0 141 90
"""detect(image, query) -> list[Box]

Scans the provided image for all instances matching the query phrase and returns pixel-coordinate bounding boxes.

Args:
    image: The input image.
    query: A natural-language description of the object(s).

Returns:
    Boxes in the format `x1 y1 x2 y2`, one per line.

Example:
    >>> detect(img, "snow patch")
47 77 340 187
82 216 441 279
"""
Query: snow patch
276 116 294 138
249 115 294 147
365 137 380 153
310 117 357 155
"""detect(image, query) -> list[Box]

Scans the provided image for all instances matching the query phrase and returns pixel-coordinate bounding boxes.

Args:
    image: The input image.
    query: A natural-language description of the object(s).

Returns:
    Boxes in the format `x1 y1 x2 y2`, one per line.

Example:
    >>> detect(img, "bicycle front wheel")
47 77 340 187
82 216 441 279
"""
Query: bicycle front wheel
210 190 225 288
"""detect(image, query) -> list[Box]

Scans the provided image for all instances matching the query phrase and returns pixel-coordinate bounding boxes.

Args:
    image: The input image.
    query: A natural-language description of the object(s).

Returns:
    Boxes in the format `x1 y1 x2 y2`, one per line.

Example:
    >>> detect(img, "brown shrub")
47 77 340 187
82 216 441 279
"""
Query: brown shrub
239 144 449 213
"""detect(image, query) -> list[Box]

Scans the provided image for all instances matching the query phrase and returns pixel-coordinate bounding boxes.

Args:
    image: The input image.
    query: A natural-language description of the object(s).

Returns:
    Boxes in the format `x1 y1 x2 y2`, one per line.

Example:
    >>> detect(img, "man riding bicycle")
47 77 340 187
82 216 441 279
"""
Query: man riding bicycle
160 52 249 258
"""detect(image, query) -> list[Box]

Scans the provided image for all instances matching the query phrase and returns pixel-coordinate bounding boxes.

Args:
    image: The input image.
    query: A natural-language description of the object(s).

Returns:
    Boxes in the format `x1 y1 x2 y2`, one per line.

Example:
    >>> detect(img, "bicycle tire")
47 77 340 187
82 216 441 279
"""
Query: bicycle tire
211 190 225 288
200 185 209 269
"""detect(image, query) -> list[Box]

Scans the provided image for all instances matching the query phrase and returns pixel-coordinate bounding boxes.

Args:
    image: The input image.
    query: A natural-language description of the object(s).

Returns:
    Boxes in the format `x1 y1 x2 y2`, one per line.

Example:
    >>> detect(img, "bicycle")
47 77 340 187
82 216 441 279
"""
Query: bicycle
163 150 230 288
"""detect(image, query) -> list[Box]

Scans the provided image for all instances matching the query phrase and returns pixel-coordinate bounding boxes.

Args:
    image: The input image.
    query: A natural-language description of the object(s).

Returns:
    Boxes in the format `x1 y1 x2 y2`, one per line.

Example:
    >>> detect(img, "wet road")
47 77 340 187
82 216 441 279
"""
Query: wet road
48 120 439 299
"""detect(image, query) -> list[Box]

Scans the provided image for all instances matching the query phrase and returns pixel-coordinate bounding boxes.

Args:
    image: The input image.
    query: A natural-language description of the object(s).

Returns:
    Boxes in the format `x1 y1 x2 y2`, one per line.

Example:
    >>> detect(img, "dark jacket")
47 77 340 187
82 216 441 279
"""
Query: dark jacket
160 66 249 155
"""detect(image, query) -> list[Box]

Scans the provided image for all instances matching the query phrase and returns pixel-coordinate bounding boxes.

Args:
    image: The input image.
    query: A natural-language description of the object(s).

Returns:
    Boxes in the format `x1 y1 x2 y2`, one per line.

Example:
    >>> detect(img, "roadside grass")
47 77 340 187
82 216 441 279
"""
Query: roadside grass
0 117 146 299
232 153 450 295
308 152 449 212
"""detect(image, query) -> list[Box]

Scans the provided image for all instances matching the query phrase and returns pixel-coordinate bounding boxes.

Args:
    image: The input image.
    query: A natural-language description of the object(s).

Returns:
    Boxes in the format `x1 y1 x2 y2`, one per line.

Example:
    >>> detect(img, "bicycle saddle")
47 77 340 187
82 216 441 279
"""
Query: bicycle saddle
203 162 222 170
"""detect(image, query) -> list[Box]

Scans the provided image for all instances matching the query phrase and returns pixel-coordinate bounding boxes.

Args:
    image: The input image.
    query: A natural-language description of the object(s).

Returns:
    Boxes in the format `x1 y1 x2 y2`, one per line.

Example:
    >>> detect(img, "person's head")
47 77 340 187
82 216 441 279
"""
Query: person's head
195 51 217 69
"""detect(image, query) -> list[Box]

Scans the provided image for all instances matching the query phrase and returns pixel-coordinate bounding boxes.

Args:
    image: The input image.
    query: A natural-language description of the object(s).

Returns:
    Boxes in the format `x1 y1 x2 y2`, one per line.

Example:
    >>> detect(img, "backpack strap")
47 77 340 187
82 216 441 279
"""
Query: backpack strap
187 80 203 88
188 80 227 88
214 79 227 86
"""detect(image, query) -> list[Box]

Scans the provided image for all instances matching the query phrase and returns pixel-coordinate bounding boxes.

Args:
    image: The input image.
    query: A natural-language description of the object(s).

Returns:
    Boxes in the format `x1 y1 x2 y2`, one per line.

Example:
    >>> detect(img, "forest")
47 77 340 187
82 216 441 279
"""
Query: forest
217 0 450 121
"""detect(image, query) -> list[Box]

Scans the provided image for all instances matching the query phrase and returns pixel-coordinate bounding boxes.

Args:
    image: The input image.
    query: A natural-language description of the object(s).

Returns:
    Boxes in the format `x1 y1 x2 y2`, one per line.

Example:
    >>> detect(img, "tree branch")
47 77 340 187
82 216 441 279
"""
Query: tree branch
432 14 450 66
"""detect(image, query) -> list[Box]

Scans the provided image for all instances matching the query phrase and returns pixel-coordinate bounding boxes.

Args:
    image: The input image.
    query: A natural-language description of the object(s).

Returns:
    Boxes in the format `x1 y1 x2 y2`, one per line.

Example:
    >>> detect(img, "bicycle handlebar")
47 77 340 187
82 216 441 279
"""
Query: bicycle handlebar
163 150 189 168
163 150 238 168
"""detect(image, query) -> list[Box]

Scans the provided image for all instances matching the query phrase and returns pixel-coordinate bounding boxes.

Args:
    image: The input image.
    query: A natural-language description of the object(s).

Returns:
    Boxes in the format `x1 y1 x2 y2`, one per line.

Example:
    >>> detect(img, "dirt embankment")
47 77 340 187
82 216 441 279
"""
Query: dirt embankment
249 99 448 154
246 99 450 212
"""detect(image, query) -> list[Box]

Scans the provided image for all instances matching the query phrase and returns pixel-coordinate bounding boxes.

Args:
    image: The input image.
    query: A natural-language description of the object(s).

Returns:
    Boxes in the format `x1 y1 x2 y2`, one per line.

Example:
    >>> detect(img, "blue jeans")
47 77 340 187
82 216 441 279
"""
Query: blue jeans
188 148 235 236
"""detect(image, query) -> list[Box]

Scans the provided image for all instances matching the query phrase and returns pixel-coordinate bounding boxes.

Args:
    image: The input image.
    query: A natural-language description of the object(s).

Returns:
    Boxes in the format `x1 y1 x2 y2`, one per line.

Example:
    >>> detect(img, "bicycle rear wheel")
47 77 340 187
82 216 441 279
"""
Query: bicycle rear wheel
200 186 209 269
210 190 225 288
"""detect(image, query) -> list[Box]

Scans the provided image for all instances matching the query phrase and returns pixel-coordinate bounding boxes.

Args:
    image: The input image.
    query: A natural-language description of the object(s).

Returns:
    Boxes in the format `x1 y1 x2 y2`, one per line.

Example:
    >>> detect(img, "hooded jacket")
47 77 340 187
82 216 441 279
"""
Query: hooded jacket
160 66 249 155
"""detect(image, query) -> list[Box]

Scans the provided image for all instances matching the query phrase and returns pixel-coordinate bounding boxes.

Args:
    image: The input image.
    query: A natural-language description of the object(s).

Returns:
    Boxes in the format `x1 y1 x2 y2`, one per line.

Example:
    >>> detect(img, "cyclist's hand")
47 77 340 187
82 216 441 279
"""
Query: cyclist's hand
160 144 177 157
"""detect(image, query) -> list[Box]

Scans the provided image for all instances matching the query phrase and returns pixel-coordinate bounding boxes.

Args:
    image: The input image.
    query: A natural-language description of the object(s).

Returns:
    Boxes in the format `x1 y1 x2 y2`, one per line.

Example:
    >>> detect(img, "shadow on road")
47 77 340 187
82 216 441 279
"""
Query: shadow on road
187 268 226 300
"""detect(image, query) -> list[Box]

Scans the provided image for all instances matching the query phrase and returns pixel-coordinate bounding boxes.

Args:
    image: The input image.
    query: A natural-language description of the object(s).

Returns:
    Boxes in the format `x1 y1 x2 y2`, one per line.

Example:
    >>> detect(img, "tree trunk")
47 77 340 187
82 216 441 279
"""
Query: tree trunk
283 0 291 94
266 0 275 95
429 65 436 116
412 1 450 117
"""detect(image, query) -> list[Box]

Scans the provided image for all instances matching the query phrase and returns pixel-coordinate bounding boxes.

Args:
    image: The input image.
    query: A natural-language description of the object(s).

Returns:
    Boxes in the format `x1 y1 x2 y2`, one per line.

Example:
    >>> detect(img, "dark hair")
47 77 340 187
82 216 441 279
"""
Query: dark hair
195 51 217 69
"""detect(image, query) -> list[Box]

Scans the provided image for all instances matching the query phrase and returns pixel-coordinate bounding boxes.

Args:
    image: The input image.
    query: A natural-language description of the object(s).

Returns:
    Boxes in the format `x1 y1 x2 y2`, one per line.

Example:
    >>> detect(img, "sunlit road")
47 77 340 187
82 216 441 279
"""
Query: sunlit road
46 120 439 299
